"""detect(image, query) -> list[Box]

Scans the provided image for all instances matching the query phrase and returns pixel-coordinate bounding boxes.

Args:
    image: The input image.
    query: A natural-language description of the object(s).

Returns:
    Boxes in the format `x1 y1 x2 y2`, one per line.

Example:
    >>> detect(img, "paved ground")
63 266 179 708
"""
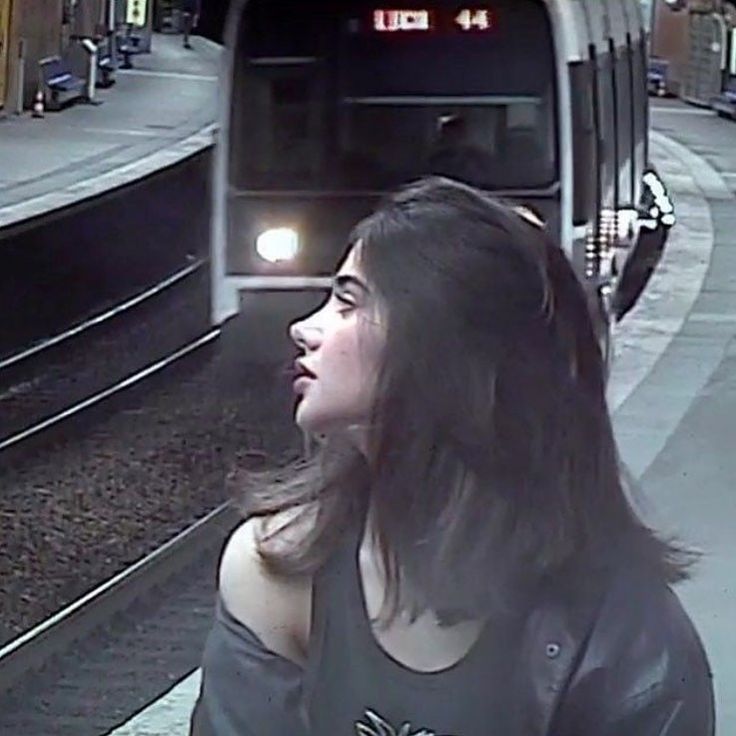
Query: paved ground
106 101 736 735
619 101 736 734
0 33 220 229
651 98 736 195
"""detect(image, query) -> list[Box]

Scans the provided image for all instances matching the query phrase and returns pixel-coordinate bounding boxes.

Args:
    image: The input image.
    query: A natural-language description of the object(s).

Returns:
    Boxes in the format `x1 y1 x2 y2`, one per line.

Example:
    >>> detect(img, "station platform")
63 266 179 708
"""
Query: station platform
0 33 220 231
105 101 736 735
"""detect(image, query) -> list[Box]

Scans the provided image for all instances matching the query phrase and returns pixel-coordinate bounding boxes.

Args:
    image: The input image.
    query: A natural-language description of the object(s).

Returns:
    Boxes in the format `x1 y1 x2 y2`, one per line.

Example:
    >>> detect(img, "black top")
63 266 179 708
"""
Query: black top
190 518 715 735
191 519 523 735
303 517 524 736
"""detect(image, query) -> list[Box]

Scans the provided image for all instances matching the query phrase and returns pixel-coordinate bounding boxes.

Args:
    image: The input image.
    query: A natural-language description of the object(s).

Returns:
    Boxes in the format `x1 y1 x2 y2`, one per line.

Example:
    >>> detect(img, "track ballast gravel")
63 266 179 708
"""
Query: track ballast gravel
0 333 301 647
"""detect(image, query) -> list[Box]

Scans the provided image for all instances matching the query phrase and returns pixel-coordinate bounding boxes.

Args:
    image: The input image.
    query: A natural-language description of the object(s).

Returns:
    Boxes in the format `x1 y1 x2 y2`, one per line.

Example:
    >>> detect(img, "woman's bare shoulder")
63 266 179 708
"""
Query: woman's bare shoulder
218 510 314 667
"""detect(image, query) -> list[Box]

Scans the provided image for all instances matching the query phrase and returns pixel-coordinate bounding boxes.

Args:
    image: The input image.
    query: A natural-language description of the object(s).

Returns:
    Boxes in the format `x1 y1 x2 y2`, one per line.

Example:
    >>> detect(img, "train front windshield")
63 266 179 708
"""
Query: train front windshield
234 1 558 193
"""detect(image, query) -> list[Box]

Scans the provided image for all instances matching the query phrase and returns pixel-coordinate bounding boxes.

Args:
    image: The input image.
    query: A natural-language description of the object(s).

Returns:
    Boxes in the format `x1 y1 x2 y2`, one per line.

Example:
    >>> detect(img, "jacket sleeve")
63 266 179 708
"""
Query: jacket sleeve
553 574 715 736
590 680 714 736
189 598 309 736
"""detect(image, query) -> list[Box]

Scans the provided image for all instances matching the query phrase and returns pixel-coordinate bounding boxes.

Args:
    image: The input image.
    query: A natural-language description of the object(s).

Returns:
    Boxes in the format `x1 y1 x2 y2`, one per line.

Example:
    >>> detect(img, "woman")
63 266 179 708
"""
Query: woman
191 177 714 735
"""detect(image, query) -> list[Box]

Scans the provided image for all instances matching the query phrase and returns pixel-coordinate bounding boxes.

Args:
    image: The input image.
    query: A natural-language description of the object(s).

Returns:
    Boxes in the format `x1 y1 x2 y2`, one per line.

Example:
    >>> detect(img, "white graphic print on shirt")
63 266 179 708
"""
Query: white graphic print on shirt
355 708 455 736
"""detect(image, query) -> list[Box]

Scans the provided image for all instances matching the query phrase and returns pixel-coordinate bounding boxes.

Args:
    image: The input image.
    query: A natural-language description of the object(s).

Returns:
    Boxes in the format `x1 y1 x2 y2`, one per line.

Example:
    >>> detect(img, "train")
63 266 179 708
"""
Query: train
210 0 675 363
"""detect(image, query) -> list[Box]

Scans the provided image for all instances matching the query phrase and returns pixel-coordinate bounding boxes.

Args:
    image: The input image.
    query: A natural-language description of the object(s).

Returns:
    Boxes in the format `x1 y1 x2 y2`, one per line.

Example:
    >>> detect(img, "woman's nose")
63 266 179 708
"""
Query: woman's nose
290 318 321 351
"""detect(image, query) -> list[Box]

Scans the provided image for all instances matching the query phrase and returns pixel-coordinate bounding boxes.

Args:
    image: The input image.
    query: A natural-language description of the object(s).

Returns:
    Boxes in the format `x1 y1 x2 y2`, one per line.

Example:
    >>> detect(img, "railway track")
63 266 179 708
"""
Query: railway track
0 252 302 715
0 259 213 451
0 259 241 696
0 501 238 694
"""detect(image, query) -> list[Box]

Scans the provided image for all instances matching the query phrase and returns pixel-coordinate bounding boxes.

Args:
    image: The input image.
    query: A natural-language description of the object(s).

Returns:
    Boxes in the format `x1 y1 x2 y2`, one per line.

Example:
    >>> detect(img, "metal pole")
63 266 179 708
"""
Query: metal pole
81 38 99 103
14 38 25 115
108 0 118 69
90 44 98 96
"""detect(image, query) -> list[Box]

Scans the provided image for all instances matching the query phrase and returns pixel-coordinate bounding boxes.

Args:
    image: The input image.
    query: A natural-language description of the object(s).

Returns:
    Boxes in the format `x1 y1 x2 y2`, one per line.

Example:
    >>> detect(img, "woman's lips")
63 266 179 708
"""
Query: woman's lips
293 360 316 394
293 375 314 394
294 359 316 378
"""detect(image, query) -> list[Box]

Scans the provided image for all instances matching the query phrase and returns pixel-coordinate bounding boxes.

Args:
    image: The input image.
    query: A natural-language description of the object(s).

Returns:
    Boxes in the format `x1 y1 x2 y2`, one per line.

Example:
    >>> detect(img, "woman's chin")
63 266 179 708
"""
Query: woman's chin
294 403 328 435
294 407 359 443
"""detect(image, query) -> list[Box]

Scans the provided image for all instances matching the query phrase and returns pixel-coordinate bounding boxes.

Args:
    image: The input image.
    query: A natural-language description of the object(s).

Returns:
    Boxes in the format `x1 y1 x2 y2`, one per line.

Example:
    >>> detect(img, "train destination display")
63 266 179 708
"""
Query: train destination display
372 8 493 33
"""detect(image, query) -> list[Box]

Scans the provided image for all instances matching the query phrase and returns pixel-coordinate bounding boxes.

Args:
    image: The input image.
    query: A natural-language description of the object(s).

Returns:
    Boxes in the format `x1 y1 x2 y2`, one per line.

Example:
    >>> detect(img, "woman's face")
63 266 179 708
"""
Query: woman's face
289 245 385 439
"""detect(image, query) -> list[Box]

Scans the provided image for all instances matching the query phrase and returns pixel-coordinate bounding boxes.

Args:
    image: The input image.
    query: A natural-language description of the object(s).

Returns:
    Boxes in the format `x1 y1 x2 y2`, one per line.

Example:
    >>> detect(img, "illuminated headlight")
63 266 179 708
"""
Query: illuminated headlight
658 199 674 215
255 228 300 263
644 171 666 199
661 213 676 227
649 180 666 199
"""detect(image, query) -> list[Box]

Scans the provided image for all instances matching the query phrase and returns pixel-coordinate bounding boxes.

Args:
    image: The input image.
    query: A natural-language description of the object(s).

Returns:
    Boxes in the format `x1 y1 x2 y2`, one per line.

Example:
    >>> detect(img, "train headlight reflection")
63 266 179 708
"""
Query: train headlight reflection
255 228 300 263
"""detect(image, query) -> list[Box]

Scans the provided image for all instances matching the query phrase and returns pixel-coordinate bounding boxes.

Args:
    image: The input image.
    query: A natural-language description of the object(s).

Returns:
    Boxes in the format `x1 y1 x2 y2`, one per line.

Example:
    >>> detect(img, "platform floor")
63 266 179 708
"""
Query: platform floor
0 33 220 230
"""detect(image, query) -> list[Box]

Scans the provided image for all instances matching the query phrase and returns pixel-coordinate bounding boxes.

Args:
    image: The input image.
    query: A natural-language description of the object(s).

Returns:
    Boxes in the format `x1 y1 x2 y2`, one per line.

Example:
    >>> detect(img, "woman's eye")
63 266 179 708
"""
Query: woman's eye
334 293 356 311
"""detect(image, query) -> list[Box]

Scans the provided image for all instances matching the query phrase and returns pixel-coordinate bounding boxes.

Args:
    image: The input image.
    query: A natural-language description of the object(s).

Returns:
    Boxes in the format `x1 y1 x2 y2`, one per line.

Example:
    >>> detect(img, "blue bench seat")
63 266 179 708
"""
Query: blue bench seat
117 32 143 69
647 58 670 97
97 52 115 88
39 56 87 110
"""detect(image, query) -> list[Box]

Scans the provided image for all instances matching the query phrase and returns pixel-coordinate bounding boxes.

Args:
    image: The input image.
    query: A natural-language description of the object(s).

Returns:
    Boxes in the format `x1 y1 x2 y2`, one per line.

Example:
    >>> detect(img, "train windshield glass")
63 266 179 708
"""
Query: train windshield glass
234 0 557 192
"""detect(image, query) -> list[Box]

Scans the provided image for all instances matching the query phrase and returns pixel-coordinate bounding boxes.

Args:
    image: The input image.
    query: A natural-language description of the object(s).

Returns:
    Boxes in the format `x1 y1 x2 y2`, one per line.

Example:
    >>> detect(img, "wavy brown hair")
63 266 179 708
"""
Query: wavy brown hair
238 177 696 629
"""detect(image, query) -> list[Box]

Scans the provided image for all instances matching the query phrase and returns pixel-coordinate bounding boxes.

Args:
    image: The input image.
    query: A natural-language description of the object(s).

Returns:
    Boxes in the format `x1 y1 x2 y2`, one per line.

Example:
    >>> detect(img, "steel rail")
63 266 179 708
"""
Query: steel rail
0 500 239 693
0 259 205 372
0 328 220 453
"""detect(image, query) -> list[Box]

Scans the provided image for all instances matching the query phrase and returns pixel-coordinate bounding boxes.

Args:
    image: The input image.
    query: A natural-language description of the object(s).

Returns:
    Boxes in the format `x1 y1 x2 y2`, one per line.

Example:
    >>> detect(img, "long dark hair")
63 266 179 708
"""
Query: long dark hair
239 177 696 628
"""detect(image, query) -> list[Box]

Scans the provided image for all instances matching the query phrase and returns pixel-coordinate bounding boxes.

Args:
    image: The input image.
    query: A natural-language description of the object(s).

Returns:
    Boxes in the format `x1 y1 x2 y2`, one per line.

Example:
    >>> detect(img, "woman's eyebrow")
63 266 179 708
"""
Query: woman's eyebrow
333 274 370 293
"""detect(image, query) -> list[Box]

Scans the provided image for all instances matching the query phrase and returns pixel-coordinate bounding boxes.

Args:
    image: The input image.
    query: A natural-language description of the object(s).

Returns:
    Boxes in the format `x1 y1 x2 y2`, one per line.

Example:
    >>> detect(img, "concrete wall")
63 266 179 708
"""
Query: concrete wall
652 3 691 92
0 0 125 111
2 0 63 110
72 0 106 38
650 1 736 98
0 0 12 109
0 0 20 111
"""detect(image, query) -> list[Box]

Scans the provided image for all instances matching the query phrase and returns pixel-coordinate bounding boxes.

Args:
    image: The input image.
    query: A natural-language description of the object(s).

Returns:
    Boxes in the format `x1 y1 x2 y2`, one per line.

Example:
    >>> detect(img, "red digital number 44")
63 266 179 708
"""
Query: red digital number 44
455 8 492 31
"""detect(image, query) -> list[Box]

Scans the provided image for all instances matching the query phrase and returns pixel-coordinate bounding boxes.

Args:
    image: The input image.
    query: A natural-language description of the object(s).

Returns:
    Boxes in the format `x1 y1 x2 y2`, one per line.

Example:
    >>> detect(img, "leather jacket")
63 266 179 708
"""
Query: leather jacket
191 547 715 735
518 561 715 735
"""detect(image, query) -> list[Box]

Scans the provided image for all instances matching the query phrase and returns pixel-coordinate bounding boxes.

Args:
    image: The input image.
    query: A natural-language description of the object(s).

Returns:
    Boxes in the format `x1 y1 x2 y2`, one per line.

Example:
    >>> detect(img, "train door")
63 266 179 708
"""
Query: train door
233 59 324 182
227 57 327 275
610 1 633 213
623 0 648 205
579 2 618 272
0 0 12 109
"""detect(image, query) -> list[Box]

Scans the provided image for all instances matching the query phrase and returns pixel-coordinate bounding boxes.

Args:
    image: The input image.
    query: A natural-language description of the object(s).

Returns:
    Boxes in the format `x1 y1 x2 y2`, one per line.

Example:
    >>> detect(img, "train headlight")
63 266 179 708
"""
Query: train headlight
255 227 300 263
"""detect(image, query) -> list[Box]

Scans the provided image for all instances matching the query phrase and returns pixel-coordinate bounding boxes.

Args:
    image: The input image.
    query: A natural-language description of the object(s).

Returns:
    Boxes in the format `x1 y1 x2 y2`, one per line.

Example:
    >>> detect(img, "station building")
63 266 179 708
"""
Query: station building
650 0 736 104
0 0 142 113
0 0 112 112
